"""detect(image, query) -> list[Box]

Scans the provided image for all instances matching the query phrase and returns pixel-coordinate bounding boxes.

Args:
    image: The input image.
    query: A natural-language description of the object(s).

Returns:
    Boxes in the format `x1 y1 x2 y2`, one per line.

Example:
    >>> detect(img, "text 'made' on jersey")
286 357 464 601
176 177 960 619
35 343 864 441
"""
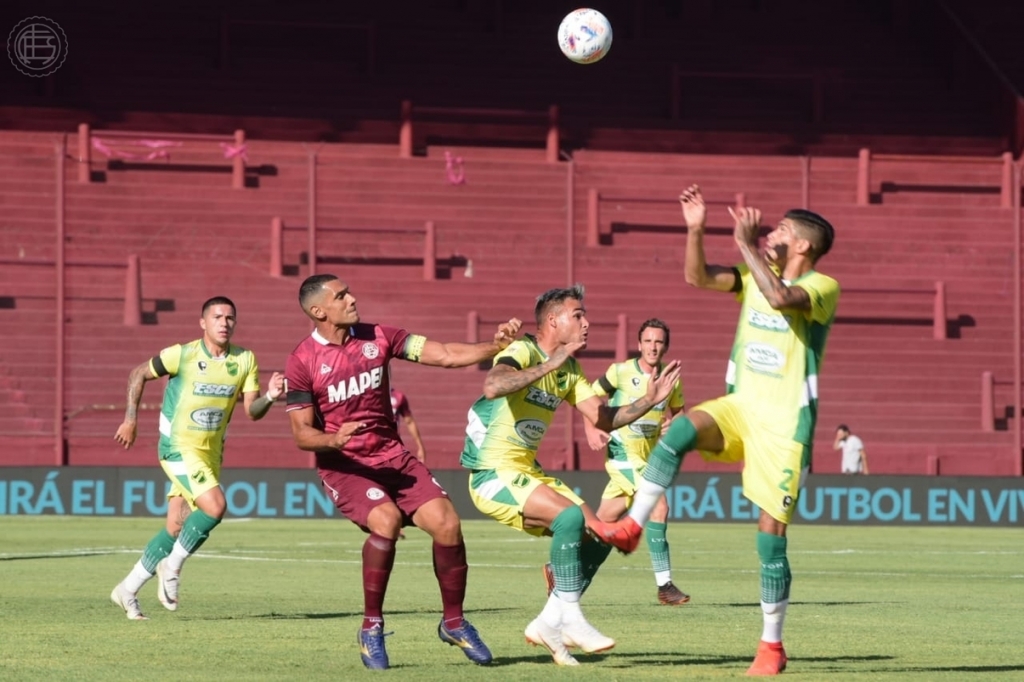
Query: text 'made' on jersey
728 264 839 445
593 359 684 460
460 334 595 470
284 324 427 466
152 340 260 460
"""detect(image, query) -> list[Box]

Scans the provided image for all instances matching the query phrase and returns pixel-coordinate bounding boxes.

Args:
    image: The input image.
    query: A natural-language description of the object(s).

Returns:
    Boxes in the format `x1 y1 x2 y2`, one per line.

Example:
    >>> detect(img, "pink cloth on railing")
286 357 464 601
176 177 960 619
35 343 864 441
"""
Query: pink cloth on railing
92 137 181 161
445 151 465 185
220 142 248 162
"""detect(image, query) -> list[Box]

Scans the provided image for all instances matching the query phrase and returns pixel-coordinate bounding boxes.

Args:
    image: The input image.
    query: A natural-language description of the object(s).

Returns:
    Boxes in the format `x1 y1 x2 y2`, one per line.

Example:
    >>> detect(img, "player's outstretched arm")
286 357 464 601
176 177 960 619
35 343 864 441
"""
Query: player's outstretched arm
415 318 522 368
287 406 364 452
730 205 811 310
682 184 739 292
114 361 159 449
579 360 682 431
482 340 583 399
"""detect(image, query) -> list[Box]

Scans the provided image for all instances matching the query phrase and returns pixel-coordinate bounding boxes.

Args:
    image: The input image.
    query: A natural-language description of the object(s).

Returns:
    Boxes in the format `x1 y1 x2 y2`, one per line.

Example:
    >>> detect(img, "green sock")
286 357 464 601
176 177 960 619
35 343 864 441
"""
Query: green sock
757 531 791 603
549 505 584 596
643 417 697 487
178 510 221 554
646 521 671 575
140 529 176 573
579 536 612 593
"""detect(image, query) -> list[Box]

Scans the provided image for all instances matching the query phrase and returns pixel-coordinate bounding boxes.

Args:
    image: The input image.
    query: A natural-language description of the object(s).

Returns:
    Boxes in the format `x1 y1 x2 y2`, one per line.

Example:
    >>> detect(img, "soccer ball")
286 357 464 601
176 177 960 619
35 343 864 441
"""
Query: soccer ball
557 8 612 64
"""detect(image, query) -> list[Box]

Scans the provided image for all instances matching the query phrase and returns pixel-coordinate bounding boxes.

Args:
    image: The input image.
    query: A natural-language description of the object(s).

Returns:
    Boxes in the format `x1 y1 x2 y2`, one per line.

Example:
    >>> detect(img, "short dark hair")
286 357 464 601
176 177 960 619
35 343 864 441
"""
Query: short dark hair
201 296 236 315
534 283 585 325
299 273 339 310
638 318 670 347
785 209 835 261
837 424 850 433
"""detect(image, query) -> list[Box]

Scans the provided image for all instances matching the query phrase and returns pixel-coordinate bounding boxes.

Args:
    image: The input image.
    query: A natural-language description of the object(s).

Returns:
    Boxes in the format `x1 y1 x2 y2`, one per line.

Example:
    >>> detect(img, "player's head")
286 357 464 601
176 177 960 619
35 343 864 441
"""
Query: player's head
637 318 670 367
199 296 237 348
836 423 850 437
298 274 359 326
765 209 835 265
535 283 588 346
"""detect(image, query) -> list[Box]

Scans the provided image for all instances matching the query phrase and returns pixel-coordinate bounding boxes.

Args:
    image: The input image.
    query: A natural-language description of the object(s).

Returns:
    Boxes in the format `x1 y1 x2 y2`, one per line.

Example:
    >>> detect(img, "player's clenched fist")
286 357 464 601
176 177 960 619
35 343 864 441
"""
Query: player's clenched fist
493 318 523 349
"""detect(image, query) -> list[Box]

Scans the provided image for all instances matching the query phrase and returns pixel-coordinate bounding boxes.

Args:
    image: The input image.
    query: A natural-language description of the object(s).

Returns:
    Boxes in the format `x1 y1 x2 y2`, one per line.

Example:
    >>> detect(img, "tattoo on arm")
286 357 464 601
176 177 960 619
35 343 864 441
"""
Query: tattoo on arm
124 365 149 421
484 362 556 399
737 243 810 310
606 397 655 430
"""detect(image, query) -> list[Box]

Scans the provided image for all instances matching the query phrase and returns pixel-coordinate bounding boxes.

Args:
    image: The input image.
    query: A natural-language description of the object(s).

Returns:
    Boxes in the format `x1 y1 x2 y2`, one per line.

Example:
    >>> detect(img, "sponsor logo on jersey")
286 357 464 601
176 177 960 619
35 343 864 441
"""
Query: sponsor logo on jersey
192 382 237 397
327 367 384 403
748 308 791 332
320 363 332 375
631 376 642 388
628 419 660 437
524 386 561 410
362 343 380 359
190 407 225 430
198 361 208 374
514 418 547 446
744 342 785 373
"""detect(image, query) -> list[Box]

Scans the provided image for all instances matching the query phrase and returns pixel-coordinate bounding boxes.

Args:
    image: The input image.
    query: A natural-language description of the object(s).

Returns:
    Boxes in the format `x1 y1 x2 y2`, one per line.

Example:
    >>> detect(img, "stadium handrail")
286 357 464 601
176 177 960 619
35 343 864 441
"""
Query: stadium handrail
842 282 947 340
586 189 746 247
856 148 1014 207
270 217 437 281
399 100 560 162
0 255 143 327
76 123 248 189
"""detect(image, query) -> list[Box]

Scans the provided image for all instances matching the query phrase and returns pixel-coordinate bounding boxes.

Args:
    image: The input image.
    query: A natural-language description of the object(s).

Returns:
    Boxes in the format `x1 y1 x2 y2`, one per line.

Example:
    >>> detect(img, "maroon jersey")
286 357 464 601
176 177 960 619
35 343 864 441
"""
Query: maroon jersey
286 324 422 467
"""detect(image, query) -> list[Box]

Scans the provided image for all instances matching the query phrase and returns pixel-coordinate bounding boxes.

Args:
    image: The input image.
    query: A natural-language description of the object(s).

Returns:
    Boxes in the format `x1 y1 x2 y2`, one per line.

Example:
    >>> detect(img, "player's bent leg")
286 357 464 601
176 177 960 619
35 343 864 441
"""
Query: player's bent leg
411 496 462 546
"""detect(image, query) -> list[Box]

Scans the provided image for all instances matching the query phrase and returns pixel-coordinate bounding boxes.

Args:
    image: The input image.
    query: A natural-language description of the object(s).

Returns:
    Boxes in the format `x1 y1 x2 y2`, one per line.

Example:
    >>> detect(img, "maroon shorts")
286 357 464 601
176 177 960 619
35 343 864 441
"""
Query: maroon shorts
317 450 450 529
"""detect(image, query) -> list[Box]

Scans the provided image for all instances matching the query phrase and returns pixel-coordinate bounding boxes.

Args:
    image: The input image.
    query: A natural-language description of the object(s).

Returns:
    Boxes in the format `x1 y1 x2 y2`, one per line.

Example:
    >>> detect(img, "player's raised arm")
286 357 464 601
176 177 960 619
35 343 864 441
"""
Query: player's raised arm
682 184 740 292
576 360 682 431
413 318 523 368
482 340 583 400
730 205 812 311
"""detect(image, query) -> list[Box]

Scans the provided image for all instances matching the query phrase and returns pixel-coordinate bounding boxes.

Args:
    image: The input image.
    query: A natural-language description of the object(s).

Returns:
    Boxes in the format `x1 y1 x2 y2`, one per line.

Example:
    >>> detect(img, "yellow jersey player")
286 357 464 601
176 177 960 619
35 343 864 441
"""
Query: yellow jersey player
459 284 681 666
598 185 838 676
584 319 688 605
110 296 284 620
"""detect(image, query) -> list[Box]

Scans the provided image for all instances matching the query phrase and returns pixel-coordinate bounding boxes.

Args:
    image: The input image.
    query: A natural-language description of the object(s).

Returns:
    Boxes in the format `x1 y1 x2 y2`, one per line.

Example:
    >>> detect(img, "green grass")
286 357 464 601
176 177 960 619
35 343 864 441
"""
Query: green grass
1 517 1022 680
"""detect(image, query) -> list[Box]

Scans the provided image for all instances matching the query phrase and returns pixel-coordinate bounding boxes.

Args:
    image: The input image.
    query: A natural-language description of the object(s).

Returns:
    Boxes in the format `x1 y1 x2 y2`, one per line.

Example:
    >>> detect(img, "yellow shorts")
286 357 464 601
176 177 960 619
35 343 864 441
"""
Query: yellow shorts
600 454 647 504
468 465 584 537
694 394 809 525
159 452 222 510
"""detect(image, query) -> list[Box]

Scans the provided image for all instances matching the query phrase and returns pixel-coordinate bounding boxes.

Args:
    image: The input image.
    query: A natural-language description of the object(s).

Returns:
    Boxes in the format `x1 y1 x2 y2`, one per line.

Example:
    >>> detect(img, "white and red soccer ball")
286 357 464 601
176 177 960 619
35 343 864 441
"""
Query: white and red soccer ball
558 8 612 64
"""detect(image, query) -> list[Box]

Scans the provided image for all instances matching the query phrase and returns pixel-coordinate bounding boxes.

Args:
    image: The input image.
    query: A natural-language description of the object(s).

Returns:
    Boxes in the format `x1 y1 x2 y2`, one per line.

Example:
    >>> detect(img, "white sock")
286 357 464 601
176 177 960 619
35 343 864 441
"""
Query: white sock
627 479 665 526
558 597 584 624
122 560 153 595
539 593 565 628
655 570 672 587
164 542 190 573
760 599 788 643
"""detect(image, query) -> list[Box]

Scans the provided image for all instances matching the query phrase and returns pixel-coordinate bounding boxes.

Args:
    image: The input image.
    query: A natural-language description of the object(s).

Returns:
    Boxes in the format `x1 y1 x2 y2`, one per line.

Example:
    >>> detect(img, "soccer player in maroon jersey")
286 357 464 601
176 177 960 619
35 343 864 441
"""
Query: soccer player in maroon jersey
284 274 521 670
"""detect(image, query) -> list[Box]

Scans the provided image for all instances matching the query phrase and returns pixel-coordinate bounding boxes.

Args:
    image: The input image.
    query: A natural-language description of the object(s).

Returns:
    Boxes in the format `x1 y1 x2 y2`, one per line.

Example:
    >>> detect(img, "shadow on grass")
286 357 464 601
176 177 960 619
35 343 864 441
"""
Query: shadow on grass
199 606 519 621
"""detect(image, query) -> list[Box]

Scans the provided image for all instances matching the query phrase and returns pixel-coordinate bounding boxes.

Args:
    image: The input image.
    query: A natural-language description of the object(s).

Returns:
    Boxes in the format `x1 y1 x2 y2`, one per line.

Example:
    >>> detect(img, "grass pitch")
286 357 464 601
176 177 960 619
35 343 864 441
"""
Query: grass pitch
1 517 1021 680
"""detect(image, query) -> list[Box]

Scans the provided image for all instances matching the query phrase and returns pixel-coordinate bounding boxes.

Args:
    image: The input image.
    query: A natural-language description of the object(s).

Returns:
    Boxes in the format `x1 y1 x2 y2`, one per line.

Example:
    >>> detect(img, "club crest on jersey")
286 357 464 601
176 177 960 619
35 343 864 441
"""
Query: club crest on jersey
225 360 239 376
320 363 332 375
362 343 380 359
327 367 384 403
366 487 385 500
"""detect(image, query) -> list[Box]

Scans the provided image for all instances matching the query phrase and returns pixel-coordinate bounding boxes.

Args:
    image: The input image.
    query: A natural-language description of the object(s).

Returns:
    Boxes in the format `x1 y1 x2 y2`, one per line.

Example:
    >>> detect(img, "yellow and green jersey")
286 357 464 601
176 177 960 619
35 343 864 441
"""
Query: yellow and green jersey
593 359 684 463
151 339 260 460
460 334 595 470
727 264 839 445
